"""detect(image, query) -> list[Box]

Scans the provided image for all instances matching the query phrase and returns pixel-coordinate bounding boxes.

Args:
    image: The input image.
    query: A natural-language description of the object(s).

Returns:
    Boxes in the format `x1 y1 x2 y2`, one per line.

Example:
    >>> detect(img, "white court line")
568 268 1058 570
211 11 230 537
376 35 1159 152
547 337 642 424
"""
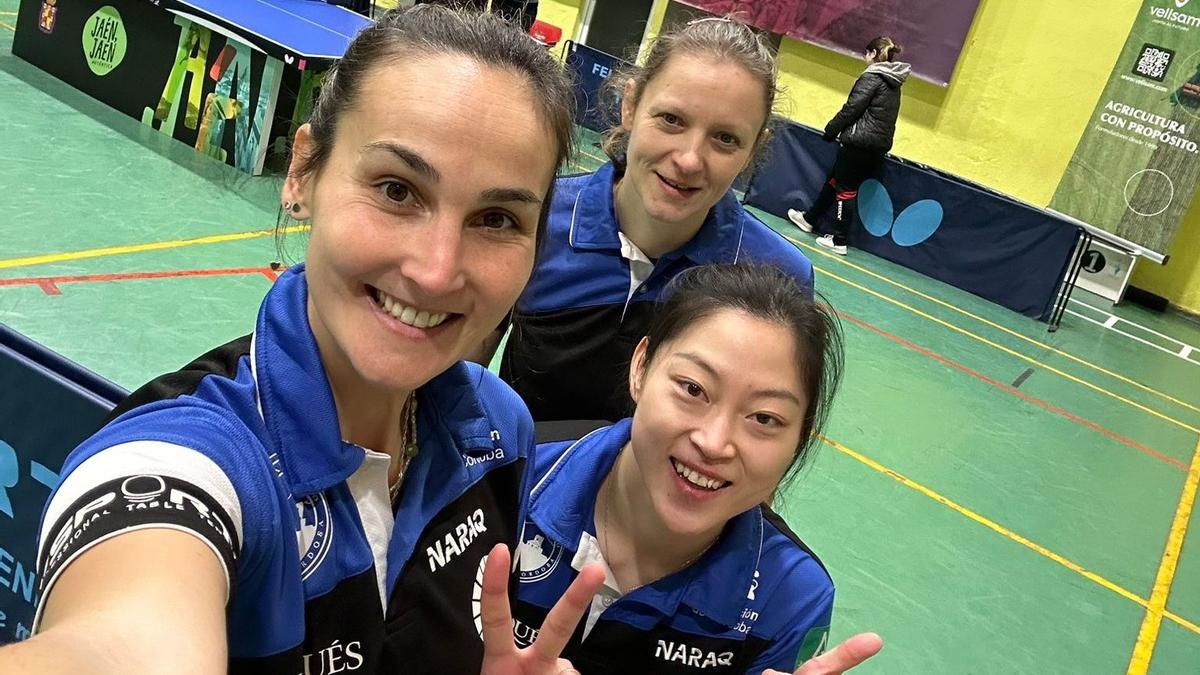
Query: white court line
1070 297 1200 355
248 0 361 39
1065 308 1200 366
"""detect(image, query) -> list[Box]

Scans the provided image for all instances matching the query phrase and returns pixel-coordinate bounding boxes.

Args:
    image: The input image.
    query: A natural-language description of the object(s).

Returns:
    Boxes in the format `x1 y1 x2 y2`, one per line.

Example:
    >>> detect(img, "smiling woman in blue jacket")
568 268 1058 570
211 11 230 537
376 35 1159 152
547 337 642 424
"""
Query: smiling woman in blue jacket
2 8 603 674
512 264 882 674
498 18 815 425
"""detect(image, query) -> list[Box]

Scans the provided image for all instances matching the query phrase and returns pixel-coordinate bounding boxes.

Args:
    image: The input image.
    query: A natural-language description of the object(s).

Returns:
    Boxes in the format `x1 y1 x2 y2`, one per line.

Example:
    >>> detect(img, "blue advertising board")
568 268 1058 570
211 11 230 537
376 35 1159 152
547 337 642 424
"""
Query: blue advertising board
0 326 125 642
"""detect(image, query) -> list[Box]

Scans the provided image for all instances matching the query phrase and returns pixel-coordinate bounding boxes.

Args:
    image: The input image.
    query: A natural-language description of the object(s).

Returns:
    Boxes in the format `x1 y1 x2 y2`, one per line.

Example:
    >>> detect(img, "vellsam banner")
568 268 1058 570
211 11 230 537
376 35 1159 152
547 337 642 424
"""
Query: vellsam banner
1051 0 1200 257
677 0 981 86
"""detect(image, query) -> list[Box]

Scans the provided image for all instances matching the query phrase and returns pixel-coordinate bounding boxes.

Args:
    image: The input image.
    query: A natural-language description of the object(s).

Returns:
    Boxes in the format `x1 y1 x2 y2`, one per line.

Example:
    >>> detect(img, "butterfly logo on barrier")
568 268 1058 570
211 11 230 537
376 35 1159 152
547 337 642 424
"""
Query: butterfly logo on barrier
858 179 944 247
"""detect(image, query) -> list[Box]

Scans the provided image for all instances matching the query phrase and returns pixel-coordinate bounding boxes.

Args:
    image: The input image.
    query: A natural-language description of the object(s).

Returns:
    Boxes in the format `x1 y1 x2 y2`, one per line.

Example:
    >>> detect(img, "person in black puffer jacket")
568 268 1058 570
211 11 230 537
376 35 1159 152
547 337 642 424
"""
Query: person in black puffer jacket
788 36 910 255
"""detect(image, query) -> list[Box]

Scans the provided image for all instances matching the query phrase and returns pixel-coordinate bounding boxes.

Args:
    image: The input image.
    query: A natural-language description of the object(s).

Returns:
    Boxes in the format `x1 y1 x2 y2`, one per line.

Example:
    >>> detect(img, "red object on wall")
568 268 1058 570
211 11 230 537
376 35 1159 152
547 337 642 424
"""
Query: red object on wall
529 19 562 47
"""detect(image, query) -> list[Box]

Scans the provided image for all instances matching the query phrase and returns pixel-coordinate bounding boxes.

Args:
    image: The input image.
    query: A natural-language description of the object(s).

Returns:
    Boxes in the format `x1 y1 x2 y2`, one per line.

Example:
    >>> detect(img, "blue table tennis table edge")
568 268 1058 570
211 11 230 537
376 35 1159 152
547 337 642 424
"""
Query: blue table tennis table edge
165 0 370 62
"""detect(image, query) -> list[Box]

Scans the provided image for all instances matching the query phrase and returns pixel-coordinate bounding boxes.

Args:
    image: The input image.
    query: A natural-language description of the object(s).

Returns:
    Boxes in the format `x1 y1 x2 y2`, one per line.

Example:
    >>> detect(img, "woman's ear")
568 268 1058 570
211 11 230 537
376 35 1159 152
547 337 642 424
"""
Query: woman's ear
281 124 316 220
628 337 651 405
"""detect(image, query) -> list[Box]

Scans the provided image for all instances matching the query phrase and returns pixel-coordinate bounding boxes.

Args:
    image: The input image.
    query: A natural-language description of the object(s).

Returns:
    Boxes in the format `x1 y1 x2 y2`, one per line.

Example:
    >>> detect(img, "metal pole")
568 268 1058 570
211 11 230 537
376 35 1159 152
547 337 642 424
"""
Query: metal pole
1048 230 1091 332
1044 208 1168 265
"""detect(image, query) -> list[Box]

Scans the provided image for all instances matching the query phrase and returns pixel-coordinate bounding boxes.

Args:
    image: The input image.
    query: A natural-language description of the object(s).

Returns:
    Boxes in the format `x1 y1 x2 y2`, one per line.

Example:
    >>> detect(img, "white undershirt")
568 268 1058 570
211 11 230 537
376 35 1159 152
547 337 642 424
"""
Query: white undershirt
617 232 655 323
571 530 623 639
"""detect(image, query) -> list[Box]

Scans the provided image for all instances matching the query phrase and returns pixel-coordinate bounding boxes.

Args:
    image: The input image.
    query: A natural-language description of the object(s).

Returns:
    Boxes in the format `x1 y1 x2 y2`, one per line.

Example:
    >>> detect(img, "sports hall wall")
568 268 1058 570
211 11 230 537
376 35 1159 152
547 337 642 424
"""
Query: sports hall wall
536 0 1200 315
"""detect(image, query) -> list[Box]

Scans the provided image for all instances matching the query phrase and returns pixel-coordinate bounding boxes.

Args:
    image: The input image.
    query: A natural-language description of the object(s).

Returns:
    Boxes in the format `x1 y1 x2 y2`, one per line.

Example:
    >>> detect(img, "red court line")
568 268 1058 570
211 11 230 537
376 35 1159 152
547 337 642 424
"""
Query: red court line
1 264 1181 470
0 267 278 294
834 308 1189 472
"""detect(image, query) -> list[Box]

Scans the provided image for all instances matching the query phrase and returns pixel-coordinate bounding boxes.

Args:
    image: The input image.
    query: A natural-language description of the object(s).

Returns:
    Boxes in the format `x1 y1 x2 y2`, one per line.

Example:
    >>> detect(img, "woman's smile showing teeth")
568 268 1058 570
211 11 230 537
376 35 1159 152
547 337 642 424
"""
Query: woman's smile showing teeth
670 457 729 491
656 172 699 196
370 285 453 329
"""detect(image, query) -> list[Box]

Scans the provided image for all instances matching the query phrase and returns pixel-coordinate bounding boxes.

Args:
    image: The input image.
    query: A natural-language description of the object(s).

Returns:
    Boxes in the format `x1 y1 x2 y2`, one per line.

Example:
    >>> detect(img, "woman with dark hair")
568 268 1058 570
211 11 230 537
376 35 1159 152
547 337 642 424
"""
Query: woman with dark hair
512 264 882 674
499 17 815 425
788 36 910 255
3 7 601 674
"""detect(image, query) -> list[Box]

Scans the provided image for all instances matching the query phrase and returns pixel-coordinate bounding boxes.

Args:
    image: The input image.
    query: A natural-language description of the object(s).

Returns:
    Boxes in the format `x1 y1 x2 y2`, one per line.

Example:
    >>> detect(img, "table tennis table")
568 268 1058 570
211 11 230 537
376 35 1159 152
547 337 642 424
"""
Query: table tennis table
161 0 370 70
12 0 372 174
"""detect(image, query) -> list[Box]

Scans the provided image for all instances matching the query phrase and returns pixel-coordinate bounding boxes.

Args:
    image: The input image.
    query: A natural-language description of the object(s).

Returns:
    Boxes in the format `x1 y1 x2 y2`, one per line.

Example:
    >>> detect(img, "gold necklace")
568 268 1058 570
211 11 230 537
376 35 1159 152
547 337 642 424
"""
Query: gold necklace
598 468 715 594
388 393 419 504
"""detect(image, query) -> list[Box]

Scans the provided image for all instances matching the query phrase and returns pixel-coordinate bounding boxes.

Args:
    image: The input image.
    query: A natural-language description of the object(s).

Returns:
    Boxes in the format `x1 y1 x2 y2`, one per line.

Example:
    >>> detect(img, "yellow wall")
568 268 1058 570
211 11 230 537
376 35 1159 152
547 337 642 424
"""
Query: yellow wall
535 0 584 59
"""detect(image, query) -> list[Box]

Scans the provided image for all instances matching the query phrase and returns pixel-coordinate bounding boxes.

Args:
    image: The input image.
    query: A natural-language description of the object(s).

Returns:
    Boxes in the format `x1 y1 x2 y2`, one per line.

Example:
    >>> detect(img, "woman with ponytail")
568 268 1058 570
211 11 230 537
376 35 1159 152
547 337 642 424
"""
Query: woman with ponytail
788 36 910 256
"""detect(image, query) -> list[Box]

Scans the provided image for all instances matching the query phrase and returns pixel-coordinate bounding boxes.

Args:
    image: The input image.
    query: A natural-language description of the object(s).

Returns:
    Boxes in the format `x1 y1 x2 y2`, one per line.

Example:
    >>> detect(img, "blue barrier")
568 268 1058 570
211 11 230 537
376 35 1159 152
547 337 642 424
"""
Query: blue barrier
563 40 630 133
745 121 1083 322
0 326 125 643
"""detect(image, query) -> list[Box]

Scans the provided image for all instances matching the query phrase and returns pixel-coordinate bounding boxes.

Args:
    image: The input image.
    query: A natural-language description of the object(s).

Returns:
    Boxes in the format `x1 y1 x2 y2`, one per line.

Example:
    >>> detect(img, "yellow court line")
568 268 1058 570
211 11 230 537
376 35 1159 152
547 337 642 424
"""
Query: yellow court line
1127 434 1200 673
0 19 14 32
6 223 1191 432
0 225 309 270
802 251 1200 434
784 234 1200 416
819 433 1200 637
579 147 608 166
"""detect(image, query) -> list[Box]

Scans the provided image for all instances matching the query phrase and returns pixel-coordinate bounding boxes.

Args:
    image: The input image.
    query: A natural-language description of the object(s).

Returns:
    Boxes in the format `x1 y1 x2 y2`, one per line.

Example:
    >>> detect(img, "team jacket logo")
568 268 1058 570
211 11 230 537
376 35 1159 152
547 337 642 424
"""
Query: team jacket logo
299 639 365 674
426 508 488 571
472 553 540 645
734 608 760 635
517 531 563 583
472 553 488 638
46 493 116 570
655 640 735 669
464 447 505 468
464 431 506 467
44 475 236 583
296 493 333 580
511 618 540 648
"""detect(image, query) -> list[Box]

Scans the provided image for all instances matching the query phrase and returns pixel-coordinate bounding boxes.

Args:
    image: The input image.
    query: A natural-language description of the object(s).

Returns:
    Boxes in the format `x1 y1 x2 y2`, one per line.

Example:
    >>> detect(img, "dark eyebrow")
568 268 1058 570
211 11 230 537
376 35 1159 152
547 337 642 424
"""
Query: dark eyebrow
363 142 540 205
362 141 441 183
675 352 802 407
481 187 543 206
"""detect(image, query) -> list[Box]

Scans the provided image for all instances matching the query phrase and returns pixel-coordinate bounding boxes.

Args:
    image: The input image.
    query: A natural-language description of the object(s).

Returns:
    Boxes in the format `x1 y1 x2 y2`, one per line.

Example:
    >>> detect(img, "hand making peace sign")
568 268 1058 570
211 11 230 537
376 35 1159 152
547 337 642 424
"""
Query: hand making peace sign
478 543 606 675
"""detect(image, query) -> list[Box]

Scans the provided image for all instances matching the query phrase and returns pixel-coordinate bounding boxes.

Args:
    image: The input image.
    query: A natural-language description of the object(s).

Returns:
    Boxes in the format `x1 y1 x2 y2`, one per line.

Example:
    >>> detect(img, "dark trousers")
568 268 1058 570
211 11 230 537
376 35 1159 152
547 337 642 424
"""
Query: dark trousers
807 145 885 246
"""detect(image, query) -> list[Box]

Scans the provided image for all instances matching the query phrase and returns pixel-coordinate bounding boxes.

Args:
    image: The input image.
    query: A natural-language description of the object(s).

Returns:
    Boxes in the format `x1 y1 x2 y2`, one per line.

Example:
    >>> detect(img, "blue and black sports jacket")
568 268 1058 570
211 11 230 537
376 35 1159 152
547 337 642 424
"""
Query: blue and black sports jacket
34 265 535 674
500 162 815 423
513 420 835 674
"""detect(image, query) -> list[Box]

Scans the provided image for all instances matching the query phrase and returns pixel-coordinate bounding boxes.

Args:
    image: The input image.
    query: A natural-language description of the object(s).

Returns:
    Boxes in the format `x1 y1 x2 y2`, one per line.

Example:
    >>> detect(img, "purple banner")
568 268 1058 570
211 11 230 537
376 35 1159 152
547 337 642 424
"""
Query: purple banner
679 0 981 86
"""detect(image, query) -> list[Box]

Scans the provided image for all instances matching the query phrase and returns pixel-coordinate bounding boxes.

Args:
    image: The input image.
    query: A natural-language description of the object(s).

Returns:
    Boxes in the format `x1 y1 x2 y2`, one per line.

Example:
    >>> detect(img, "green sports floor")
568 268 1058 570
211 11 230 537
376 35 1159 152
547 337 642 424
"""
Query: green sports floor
3 6 1199 673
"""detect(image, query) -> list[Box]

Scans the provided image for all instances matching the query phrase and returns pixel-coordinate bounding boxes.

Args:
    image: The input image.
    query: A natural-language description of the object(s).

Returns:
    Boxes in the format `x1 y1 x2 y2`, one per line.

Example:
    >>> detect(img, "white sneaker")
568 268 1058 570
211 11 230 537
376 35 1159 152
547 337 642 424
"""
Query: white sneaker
787 209 814 234
816 235 847 255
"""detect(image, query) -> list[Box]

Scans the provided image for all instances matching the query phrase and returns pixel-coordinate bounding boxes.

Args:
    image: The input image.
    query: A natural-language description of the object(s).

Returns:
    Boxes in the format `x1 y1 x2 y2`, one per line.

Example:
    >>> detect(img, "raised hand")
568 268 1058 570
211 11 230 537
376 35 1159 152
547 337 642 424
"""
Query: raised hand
479 543 606 675
764 633 883 675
